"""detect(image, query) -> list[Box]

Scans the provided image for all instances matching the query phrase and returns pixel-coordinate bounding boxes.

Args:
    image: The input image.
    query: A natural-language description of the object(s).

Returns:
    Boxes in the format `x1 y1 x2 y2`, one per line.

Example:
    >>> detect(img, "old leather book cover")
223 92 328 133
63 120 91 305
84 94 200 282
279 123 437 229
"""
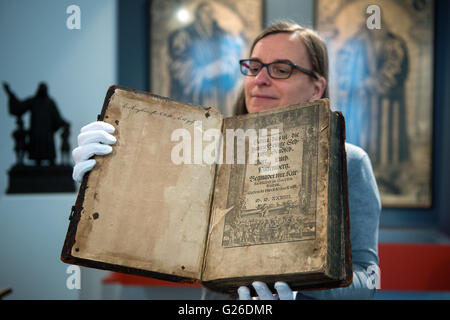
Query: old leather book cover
61 85 351 295
201 98 352 294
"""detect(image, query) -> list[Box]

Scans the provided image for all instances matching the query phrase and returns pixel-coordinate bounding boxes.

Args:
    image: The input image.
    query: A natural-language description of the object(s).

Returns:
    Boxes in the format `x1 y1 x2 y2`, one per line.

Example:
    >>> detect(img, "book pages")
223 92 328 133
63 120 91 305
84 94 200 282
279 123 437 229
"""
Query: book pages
71 88 222 280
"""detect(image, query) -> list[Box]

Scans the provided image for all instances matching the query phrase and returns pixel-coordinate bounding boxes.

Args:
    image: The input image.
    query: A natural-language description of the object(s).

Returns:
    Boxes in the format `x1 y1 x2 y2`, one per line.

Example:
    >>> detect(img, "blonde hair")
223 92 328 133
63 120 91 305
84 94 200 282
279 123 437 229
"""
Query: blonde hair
233 21 329 115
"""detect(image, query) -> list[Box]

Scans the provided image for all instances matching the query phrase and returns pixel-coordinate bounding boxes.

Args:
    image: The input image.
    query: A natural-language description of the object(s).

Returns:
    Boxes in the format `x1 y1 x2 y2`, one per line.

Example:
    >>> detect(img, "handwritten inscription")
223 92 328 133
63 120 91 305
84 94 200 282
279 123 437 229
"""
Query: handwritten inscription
122 103 197 125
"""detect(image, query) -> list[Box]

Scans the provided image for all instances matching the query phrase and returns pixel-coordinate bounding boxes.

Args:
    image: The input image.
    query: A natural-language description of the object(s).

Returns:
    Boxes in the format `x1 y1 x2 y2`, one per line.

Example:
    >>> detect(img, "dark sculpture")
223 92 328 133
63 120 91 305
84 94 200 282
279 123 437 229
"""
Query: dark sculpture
3 82 75 193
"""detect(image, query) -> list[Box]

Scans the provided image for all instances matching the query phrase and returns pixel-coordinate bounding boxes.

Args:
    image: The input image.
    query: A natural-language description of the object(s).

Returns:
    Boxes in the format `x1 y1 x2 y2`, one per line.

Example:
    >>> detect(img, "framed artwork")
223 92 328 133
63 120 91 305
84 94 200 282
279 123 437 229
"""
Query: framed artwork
316 0 434 207
150 0 263 117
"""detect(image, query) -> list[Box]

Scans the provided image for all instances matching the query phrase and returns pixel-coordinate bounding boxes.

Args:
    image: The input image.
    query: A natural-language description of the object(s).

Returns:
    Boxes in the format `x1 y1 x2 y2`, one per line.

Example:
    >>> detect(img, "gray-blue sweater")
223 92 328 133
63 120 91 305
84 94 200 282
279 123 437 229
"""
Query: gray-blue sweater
297 143 381 299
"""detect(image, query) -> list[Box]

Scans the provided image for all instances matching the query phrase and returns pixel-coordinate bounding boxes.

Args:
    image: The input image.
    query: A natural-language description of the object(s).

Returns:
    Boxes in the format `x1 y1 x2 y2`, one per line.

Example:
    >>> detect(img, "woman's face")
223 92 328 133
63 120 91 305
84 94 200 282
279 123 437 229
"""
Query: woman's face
245 33 324 114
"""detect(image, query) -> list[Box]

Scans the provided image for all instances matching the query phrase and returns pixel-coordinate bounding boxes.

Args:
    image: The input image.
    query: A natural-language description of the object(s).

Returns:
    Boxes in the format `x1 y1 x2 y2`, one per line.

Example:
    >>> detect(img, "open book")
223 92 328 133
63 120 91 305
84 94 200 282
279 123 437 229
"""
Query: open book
61 86 352 295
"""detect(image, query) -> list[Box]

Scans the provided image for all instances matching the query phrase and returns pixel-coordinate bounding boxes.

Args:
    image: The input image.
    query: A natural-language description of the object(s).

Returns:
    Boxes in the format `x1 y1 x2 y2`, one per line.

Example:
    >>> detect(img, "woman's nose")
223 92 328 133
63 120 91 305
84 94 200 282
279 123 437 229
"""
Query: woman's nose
254 66 272 85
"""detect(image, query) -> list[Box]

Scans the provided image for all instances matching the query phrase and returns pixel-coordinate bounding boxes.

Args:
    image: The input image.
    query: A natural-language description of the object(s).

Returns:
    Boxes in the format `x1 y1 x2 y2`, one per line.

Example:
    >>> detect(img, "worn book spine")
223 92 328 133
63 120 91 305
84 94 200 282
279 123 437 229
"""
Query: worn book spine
322 110 352 288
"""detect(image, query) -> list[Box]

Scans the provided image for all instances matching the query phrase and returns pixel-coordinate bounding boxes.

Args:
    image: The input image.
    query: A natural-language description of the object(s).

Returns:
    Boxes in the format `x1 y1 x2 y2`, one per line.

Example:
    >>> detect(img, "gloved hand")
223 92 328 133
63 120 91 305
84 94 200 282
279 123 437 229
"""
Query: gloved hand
238 281 294 300
72 121 116 183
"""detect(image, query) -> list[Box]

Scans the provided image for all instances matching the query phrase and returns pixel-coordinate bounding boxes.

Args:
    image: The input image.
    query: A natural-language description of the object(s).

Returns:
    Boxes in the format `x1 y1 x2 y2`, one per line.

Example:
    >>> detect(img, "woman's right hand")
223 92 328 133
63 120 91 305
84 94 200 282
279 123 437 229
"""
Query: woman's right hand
72 121 117 183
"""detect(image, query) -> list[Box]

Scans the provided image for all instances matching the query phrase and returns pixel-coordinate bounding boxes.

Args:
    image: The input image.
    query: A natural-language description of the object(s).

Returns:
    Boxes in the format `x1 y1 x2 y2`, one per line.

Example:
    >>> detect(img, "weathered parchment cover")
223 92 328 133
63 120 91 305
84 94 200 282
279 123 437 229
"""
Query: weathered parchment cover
201 100 335 289
62 86 222 281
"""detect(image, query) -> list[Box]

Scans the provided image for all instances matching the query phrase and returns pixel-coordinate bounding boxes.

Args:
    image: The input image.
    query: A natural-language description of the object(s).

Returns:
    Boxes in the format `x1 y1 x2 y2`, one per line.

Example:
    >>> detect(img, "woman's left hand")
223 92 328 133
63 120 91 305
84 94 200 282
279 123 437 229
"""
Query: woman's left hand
238 281 294 300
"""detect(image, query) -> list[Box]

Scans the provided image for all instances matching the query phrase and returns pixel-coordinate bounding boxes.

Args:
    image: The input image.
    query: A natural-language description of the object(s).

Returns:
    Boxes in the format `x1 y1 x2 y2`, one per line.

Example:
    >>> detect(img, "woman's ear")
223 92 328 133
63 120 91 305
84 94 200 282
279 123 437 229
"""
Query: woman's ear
310 76 327 101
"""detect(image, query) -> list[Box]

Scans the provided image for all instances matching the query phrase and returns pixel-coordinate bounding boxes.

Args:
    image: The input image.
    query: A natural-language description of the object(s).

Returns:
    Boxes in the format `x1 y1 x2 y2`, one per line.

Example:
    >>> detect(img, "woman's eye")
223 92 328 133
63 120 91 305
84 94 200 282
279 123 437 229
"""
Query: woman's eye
273 66 289 74
248 64 261 74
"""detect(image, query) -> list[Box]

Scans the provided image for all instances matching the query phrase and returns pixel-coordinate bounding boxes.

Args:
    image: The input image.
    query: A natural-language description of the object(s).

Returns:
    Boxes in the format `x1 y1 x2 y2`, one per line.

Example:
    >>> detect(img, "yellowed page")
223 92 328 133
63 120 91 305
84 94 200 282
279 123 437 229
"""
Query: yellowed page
71 88 222 280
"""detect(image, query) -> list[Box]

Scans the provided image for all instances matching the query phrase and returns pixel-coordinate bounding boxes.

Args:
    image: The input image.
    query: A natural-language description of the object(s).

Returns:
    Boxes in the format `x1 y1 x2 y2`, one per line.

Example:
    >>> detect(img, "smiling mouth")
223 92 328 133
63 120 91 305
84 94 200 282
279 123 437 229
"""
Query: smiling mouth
252 95 277 100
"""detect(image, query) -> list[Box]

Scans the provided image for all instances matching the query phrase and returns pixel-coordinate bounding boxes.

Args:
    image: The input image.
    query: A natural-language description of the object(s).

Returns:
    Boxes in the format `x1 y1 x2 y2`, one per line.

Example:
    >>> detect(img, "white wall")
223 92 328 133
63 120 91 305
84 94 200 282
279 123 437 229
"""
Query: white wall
0 0 117 299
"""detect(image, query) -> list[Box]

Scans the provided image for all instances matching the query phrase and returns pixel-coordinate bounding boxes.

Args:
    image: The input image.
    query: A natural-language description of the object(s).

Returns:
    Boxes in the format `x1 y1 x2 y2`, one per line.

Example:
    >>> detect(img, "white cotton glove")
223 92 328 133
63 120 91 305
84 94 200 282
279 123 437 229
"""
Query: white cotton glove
72 121 116 183
238 281 294 300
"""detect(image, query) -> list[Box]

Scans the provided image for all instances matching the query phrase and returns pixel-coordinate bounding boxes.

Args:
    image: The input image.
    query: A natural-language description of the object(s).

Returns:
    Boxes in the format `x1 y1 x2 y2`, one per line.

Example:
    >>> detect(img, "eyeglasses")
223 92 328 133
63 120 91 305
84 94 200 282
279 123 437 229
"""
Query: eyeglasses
239 59 317 79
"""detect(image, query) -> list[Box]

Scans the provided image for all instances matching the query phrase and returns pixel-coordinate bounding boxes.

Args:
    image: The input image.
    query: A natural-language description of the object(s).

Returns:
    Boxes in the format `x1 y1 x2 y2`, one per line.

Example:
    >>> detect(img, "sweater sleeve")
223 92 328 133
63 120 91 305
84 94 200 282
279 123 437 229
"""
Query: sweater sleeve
298 143 381 300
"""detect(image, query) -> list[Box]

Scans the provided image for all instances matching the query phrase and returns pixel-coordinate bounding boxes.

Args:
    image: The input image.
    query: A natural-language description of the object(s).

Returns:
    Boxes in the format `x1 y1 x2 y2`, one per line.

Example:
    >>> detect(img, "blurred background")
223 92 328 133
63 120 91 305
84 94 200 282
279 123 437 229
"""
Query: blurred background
0 0 448 300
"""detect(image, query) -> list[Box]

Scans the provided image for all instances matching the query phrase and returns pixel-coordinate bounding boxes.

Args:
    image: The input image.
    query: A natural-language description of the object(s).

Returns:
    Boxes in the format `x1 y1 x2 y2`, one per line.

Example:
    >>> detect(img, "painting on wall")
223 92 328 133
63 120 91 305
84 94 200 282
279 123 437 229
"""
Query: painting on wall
150 0 263 117
316 0 434 207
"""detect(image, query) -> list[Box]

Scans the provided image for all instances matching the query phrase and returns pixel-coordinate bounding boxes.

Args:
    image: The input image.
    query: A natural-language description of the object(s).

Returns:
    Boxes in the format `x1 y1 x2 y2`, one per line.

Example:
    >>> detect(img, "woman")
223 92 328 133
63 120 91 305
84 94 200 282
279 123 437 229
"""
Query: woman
72 22 381 300
232 22 381 300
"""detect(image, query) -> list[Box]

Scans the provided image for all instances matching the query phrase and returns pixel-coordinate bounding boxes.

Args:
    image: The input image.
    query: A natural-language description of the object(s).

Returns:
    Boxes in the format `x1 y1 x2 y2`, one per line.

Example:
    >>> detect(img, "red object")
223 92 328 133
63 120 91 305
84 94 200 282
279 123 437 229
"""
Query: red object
102 272 201 287
378 243 450 291
102 243 450 291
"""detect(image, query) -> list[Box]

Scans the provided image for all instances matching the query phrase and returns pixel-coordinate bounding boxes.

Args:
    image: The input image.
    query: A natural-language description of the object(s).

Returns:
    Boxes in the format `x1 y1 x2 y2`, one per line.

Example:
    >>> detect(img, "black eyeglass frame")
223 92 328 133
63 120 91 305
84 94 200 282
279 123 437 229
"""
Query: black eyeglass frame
239 59 318 79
